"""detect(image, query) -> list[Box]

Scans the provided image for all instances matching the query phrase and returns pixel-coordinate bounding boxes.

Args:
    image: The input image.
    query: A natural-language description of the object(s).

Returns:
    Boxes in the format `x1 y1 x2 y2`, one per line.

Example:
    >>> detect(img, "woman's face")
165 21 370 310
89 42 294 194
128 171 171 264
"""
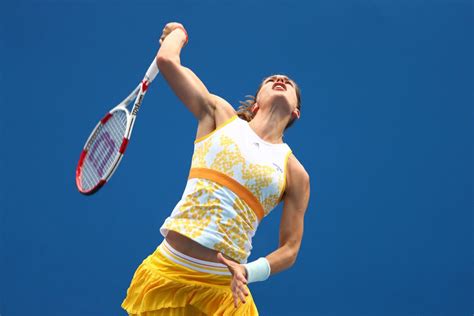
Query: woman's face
255 75 299 114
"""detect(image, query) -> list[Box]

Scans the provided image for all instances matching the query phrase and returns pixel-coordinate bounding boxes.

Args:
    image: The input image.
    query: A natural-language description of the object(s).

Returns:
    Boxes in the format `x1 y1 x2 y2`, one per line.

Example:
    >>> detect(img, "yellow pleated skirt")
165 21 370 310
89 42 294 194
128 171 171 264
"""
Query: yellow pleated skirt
121 240 259 316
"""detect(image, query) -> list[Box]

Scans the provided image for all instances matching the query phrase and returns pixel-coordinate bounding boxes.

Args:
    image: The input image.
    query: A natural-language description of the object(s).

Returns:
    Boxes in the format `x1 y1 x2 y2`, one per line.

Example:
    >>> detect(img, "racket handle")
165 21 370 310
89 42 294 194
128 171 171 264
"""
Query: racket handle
145 58 159 83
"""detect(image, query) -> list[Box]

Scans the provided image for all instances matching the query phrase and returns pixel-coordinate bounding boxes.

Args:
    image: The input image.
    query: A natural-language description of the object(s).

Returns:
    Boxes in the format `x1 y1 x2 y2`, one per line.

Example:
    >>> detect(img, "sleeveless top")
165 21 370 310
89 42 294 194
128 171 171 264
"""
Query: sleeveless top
160 114 292 263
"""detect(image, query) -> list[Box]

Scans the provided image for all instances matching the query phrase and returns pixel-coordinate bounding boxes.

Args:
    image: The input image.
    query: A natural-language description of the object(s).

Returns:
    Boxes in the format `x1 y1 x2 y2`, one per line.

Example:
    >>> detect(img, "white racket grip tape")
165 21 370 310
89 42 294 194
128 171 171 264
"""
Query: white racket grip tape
243 257 271 283
144 58 159 83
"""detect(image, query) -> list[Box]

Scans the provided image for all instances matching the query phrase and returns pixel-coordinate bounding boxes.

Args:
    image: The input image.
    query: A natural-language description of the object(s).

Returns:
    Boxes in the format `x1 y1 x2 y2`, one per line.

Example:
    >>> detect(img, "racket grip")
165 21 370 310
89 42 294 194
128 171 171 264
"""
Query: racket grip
145 58 159 83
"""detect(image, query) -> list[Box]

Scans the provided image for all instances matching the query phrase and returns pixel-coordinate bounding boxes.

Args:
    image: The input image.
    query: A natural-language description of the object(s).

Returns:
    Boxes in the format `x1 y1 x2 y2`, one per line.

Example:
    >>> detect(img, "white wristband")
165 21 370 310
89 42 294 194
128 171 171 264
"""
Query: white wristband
243 257 271 283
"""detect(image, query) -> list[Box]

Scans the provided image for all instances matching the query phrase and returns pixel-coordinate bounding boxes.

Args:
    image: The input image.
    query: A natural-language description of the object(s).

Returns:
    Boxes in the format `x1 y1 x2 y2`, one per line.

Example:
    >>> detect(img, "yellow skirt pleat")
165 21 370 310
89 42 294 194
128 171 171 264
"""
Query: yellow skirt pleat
121 243 259 316
128 305 207 316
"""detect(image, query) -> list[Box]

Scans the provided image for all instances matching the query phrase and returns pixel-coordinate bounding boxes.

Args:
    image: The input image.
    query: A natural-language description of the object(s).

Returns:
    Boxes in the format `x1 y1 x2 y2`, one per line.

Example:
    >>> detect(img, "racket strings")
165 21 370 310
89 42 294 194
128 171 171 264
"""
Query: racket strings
81 111 128 191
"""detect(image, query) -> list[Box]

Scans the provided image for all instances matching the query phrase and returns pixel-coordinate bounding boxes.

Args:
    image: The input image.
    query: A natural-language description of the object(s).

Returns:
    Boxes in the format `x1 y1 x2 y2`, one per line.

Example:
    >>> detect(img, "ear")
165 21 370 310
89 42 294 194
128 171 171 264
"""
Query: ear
251 104 259 114
292 108 300 119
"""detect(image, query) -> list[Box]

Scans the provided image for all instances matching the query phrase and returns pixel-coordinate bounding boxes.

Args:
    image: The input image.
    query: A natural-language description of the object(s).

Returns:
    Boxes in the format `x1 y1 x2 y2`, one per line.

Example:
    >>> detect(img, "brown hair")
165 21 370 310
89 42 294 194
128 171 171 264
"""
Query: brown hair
236 75 302 130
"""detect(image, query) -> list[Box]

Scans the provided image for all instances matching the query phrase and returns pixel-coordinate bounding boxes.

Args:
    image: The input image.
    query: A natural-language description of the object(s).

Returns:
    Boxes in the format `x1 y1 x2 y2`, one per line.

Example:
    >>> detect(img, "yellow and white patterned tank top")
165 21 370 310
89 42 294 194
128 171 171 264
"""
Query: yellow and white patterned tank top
160 114 292 263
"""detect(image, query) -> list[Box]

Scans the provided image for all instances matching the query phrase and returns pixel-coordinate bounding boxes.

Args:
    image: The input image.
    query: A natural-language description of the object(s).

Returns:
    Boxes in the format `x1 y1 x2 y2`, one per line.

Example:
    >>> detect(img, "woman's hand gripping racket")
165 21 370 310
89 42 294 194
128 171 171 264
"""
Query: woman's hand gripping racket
76 59 159 195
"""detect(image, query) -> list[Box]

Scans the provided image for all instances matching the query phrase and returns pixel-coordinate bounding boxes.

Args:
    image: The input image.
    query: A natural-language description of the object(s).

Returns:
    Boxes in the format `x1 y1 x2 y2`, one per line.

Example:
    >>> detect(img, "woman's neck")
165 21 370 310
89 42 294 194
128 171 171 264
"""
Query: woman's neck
248 111 286 144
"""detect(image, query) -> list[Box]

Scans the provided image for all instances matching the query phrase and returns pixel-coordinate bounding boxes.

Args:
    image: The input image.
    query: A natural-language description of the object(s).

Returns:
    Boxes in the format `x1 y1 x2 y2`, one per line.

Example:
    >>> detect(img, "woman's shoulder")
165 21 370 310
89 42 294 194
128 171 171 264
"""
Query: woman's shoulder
287 152 310 185
194 94 237 143
211 94 237 122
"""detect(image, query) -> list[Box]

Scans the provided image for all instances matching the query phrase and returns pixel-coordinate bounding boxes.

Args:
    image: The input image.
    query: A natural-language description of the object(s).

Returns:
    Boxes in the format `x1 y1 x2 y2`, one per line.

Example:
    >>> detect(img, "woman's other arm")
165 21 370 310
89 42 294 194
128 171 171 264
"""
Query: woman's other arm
266 155 311 275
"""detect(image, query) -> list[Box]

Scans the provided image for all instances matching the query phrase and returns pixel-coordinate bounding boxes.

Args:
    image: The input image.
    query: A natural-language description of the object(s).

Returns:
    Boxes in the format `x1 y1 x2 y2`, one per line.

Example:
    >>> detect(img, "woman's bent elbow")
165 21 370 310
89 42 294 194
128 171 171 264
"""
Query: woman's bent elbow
287 252 298 268
156 55 180 70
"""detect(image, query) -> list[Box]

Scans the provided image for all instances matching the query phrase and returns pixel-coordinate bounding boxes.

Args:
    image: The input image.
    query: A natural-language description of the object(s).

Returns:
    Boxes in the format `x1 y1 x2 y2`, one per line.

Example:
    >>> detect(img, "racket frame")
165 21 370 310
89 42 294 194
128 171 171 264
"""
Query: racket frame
76 59 159 195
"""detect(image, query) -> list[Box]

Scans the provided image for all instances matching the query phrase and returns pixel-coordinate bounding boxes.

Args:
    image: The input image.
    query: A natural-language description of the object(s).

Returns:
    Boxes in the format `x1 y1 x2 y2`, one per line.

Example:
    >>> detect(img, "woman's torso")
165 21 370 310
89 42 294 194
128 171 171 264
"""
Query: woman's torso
162 107 291 262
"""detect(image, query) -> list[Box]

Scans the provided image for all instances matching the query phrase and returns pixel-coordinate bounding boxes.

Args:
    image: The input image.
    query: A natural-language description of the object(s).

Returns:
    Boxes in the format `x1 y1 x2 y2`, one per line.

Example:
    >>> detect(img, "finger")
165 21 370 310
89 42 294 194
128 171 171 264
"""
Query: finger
236 280 249 296
237 273 248 284
237 288 247 304
232 281 249 301
217 253 232 268
233 282 246 303
233 291 238 308
239 283 249 296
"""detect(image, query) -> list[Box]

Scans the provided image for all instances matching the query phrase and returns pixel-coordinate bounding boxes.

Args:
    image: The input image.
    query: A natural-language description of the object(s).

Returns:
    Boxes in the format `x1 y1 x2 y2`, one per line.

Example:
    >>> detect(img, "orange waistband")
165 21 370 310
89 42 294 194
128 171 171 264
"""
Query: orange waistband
188 167 264 221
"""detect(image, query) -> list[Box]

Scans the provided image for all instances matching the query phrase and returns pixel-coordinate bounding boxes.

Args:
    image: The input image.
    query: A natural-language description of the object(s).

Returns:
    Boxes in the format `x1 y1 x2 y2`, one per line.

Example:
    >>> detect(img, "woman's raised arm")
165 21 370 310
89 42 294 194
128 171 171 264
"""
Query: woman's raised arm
156 22 215 121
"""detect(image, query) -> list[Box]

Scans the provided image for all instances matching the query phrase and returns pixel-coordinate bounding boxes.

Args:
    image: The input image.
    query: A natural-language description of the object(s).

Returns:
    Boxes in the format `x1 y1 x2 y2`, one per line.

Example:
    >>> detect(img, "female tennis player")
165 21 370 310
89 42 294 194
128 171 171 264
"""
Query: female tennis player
121 22 310 316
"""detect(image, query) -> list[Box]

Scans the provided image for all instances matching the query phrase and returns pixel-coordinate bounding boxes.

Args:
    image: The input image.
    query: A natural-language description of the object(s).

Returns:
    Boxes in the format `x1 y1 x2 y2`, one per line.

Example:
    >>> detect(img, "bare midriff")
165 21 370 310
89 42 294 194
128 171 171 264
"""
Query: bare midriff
165 230 239 264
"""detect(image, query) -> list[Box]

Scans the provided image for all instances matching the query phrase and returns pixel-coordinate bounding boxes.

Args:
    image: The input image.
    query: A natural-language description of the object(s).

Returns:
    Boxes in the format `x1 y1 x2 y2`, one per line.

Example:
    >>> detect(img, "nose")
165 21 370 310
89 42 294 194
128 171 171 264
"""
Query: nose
275 77 285 83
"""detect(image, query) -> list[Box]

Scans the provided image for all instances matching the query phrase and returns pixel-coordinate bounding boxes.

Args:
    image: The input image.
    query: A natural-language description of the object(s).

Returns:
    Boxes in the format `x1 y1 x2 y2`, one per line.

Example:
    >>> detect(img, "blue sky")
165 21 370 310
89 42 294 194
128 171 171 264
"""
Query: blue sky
1 0 472 315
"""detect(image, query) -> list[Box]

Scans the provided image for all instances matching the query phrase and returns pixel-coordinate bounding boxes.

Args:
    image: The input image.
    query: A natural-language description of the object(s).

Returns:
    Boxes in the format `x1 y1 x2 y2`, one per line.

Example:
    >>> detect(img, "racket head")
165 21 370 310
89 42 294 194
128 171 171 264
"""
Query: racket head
76 107 131 195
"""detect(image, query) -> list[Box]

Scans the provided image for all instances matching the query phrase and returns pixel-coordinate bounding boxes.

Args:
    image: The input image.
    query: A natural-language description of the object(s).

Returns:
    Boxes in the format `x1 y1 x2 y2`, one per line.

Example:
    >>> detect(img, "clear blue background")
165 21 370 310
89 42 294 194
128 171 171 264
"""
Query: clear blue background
1 0 472 315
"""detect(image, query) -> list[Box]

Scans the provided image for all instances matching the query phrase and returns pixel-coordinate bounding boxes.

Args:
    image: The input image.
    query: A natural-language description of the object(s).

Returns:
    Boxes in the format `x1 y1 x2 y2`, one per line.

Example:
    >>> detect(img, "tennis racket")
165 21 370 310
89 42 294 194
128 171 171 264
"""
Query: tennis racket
76 58 159 195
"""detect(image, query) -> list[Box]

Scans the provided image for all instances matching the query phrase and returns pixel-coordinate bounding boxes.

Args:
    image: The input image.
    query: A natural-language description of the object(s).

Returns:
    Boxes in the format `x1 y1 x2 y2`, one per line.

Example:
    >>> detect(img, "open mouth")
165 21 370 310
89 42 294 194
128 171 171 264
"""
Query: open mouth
272 82 286 91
